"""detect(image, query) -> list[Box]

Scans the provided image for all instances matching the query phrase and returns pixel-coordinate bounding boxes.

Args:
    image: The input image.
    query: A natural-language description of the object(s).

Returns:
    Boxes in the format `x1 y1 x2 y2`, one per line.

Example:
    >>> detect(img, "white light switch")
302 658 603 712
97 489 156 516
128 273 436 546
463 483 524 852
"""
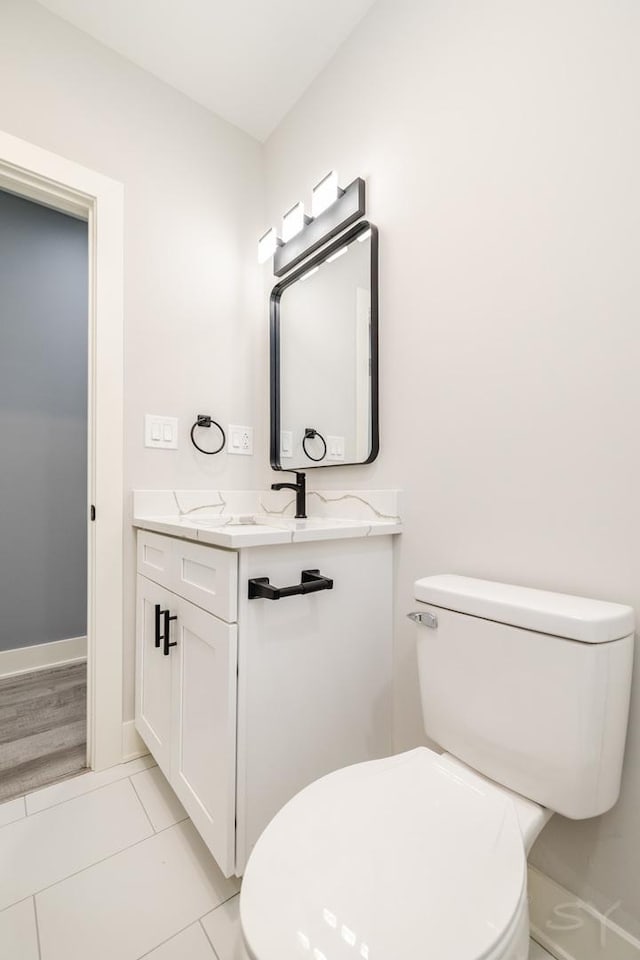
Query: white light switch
145 415 178 449
327 436 345 460
228 425 253 455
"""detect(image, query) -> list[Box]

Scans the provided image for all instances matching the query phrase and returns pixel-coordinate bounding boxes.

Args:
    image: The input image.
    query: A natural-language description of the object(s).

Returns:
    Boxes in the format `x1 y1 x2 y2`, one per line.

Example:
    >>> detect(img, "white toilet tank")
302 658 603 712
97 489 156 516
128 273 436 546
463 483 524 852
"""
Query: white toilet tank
413 575 635 819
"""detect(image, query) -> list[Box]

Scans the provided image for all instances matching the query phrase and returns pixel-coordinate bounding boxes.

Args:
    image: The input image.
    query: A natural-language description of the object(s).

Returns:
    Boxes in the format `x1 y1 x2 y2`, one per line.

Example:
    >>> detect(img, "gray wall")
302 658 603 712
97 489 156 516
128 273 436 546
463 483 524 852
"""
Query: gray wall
0 189 88 651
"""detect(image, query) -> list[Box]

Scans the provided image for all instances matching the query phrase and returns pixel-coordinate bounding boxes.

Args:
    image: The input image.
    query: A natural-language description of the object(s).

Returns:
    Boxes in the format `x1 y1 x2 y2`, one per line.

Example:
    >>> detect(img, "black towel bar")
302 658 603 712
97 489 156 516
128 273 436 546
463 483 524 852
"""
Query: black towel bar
248 569 333 601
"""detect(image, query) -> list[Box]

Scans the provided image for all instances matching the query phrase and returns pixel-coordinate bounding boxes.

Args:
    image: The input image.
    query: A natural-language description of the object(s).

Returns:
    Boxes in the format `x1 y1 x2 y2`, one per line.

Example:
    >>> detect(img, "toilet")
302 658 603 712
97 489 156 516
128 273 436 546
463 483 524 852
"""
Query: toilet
240 575 635 960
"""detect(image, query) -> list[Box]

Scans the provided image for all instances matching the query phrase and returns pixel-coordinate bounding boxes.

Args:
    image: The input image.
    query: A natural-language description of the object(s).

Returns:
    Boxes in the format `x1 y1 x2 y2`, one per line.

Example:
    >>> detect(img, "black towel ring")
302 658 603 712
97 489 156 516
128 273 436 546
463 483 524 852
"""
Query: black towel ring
302 427 327 462
190 415 226 455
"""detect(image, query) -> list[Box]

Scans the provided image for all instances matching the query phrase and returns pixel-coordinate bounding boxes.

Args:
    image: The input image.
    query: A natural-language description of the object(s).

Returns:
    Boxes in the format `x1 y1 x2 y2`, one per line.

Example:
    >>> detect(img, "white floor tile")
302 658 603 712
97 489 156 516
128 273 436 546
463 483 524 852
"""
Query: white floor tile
130 766 187 832
202 895 248 960
36 820 240 960
143 923 216 960
529 941 554 959
26 755 155 815
199 901 551 960
0 778 153 910
0 898 39 960
0 796 26 829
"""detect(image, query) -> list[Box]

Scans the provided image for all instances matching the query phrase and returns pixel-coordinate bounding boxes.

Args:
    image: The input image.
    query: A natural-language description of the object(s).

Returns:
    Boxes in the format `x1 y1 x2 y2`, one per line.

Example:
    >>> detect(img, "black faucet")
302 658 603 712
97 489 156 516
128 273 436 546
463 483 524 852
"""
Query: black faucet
271 471 307 519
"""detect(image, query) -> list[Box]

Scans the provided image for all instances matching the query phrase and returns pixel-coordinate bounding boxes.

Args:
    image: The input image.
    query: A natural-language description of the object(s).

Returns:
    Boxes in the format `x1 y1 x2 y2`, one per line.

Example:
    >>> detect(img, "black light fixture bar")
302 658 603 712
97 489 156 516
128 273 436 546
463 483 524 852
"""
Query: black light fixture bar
273 177 365 277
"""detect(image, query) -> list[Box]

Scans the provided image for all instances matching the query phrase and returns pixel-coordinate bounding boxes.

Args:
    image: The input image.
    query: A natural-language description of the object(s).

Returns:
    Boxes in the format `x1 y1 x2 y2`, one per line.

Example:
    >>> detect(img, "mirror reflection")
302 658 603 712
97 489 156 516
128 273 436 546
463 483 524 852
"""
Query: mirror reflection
271 222 378 470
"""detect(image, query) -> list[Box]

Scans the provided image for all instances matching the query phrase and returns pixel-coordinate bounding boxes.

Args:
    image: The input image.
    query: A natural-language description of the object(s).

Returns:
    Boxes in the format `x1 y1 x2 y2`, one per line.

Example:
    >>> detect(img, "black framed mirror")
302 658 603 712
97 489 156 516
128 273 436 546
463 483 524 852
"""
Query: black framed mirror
270 220 379 471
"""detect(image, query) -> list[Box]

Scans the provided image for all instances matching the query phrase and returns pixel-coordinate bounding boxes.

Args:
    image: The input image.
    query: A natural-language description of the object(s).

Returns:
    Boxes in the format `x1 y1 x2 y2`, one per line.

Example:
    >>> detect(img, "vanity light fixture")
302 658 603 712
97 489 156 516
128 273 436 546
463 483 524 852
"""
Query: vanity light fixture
282 202 310 243
259 175 365 274
326 245 348 263
258 227 282 264
312 170 344 217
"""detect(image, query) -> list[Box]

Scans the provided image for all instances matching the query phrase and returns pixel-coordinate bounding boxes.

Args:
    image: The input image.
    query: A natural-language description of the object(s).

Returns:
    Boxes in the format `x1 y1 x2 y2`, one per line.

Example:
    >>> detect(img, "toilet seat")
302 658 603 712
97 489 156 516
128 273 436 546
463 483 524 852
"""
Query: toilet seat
240 747 528 960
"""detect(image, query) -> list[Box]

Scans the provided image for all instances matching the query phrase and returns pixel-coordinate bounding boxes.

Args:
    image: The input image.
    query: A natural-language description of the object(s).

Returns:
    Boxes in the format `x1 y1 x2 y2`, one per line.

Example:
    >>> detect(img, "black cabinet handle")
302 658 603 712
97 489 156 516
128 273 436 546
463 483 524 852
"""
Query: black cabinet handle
163 610 178 656
154 604 162 648
248 569 334 601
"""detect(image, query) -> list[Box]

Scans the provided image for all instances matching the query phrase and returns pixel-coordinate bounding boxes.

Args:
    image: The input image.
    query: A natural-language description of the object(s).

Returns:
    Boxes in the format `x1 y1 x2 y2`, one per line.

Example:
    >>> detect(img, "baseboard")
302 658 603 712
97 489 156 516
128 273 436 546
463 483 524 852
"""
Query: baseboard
528 866 640 960
121 720 149 762
0 635 87 678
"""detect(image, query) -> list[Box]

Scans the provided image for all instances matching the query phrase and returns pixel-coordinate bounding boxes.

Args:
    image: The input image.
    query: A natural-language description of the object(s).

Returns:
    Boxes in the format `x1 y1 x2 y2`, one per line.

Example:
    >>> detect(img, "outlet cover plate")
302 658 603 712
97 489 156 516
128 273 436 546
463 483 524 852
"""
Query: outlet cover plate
327 435 345 460
280 430 293 459
228 424 253 456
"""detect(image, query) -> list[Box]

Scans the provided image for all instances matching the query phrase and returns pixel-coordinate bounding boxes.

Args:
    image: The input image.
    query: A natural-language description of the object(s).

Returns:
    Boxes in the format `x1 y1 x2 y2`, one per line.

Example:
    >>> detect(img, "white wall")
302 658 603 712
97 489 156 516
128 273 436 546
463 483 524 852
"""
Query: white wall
264 0 640 939
0 0 264 716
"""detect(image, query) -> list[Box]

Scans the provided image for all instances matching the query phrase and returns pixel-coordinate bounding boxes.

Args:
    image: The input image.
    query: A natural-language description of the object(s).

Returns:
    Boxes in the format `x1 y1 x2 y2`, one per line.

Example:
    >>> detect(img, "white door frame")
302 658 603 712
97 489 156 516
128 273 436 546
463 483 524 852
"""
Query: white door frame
0 130 124 771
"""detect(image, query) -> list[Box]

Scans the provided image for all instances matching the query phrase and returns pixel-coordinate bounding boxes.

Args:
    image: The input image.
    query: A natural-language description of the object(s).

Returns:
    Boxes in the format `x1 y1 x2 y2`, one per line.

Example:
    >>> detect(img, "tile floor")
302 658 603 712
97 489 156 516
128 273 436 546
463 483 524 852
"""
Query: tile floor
0 756 555 960
0 756 241 960
530 944 555 960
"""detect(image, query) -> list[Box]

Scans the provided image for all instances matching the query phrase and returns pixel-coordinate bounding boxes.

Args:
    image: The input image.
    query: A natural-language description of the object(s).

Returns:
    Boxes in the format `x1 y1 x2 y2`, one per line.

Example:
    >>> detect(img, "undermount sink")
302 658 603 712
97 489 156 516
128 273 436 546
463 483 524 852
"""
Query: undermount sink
177 514 366 532
275 516 362 529
178 514 264 528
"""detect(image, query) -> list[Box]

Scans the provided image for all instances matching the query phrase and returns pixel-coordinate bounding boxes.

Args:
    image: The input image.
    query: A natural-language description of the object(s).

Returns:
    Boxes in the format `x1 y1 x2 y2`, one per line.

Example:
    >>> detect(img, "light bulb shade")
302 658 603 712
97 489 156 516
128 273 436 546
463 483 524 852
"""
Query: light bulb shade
282 202 306 243
312 170 341 218
258 228 280 264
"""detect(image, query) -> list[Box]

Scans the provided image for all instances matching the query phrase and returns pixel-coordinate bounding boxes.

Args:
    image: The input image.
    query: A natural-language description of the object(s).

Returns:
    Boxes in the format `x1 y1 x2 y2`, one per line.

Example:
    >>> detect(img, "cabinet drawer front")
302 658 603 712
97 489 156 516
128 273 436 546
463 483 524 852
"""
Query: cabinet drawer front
137 531 173 586
137 531 238 622
172 539 237 623
171 599 238 877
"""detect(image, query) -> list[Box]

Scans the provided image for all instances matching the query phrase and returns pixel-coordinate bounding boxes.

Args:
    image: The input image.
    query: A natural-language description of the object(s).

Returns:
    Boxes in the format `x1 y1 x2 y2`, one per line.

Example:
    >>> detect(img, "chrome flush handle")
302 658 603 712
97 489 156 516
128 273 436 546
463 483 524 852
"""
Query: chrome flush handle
407 610 438 628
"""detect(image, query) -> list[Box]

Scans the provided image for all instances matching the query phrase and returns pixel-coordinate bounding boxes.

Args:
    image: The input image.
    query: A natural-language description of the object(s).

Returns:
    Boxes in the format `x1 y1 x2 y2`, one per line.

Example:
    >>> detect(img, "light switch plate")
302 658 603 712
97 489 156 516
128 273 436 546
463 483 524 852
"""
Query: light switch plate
228 425 253 455
145 414 178 449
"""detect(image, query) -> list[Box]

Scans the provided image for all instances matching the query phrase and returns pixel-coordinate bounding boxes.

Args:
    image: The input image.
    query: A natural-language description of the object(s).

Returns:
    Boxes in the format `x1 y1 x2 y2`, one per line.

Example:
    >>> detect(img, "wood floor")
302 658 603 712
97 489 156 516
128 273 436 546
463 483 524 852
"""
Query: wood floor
0 661 87 802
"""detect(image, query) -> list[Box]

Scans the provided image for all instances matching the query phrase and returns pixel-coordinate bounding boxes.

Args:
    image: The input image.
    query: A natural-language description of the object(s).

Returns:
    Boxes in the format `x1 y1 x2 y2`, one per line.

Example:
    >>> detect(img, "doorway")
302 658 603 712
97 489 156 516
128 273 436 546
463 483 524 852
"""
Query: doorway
0 129 124 774
0 189 89 799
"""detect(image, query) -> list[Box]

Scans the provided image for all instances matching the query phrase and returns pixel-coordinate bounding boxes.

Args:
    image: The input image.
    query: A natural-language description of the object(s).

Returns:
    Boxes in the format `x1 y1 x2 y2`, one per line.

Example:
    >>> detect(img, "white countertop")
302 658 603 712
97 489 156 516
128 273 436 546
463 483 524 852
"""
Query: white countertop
133 513 401 549
132 488 402 549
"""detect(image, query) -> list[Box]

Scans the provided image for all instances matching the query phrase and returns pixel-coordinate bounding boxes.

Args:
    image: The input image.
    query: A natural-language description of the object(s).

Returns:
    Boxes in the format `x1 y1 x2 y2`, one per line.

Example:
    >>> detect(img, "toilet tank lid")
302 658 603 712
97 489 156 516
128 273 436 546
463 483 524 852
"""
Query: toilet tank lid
414 575 635 643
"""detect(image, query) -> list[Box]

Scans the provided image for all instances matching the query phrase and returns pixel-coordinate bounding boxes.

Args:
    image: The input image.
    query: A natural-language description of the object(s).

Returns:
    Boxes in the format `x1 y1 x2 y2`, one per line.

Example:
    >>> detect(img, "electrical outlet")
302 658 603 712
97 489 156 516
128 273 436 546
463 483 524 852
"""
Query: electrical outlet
280 430 293 459
145 414 178 449
327 435 345 460
228 425 253 455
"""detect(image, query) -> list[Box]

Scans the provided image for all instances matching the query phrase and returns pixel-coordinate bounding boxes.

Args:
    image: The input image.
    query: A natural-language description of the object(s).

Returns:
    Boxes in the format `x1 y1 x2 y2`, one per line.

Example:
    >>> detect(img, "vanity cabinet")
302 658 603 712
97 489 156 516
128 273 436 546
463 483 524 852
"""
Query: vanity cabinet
135 528 393 878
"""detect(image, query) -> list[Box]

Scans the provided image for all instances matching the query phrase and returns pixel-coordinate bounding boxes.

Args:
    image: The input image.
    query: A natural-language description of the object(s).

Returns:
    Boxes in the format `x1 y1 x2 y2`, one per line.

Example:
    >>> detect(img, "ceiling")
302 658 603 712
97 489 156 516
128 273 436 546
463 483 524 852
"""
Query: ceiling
36 0 376 141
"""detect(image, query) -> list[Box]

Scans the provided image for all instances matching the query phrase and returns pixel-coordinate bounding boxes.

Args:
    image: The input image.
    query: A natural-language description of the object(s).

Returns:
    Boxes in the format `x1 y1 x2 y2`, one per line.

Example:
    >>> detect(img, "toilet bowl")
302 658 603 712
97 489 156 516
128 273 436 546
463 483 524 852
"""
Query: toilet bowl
240 576 634 960
240 748 549 960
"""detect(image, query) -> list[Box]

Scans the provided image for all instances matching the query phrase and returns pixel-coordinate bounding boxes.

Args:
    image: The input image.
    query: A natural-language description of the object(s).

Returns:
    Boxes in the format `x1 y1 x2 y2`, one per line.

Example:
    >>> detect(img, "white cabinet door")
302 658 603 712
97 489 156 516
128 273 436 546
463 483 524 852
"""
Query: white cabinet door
135 575 176 778
235 537 393 872
170 598 238 877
